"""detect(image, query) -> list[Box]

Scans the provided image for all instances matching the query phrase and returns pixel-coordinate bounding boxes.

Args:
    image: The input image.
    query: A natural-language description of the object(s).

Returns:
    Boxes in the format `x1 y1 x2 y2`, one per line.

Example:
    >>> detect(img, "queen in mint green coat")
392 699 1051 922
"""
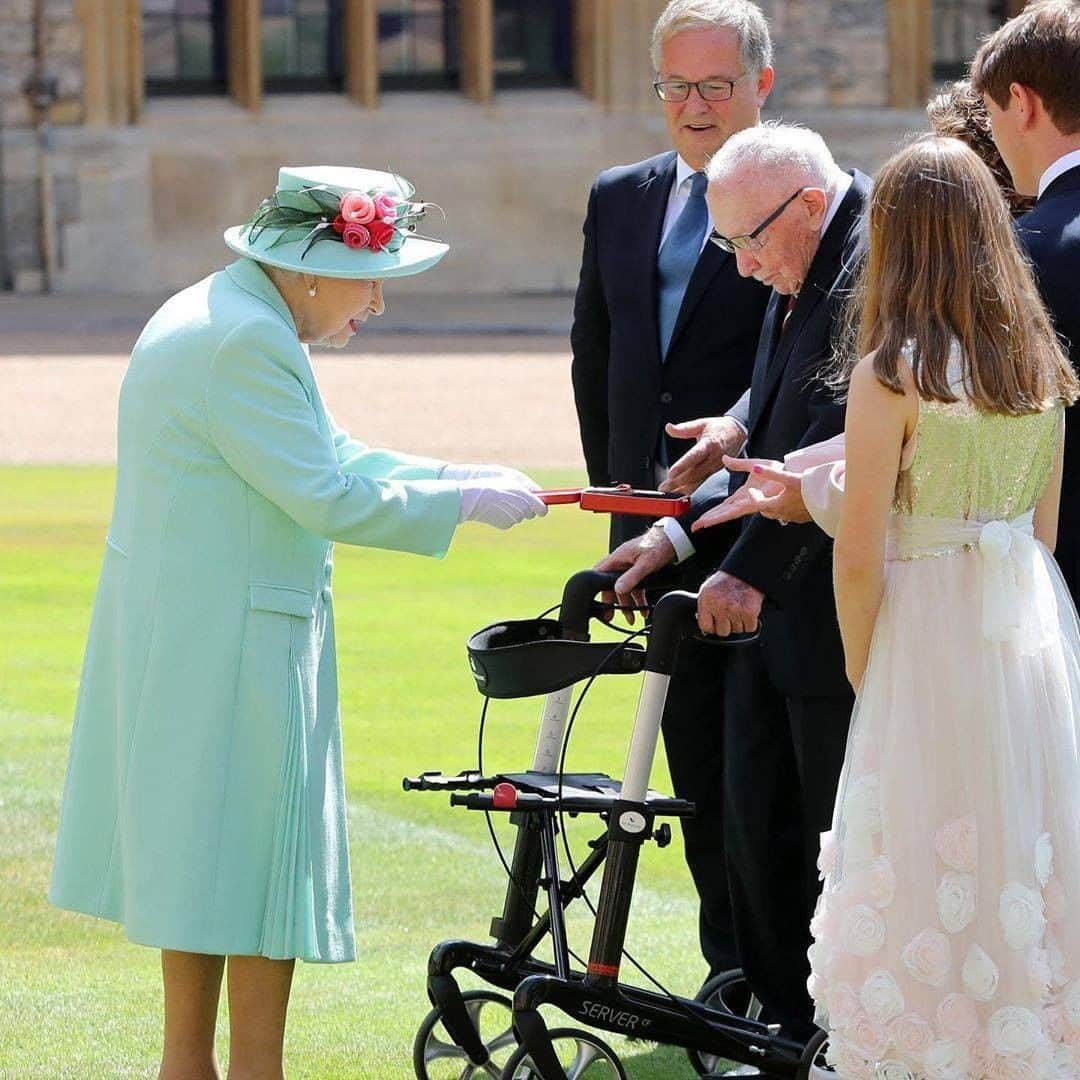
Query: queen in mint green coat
49 168 544 965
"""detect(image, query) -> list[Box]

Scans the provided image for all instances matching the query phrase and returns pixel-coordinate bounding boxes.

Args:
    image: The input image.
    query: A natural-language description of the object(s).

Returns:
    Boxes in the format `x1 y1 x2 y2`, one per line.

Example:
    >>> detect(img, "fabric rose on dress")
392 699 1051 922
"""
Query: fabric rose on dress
961 943 1000 1001
845 774 882 839
808 940 836 979
1044 1003 1068 1041
970 1030 994 1075
818 830 838 879
1043 877 1067 923
936 871 977 934
1052 1042 1077 1076
889 1012 934 1056
810 895 837 940
860 970 906 1024
988 1006 1043 1056
990 1056 1037 1080
902 928 951 987
1028 947 1052 1001
844 1010 892 1061
849 855 897 909
339 191 376 225
828 983 861 1028
342 222 372 250
934 815 977 872
1035 833 1054 888
999 881 1046 951
874 1060 916 1080
936 993 978 1040
922 1037 971 1080
1047 935 1069 988
826 1037 873 1080
841 905 888 957
1063 978 1080 1031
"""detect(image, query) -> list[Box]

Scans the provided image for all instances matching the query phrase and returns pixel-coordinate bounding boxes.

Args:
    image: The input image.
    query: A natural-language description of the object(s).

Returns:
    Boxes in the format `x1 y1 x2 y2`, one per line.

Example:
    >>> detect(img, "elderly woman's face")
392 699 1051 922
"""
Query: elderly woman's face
305 276 385 347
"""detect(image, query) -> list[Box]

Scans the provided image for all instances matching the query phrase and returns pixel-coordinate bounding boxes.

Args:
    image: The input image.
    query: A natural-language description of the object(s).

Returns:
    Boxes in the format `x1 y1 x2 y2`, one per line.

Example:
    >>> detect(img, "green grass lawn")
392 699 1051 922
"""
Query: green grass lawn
0 467 714 1079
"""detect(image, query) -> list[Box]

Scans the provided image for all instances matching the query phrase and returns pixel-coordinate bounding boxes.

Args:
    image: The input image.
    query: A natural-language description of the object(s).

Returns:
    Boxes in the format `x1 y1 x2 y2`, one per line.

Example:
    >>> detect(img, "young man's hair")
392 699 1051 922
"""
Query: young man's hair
971 0 1080 135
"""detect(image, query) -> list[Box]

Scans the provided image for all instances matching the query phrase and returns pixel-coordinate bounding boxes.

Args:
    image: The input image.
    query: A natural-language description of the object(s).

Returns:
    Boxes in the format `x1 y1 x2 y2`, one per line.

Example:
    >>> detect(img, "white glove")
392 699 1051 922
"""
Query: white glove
441 462 541 490
458 481 548 530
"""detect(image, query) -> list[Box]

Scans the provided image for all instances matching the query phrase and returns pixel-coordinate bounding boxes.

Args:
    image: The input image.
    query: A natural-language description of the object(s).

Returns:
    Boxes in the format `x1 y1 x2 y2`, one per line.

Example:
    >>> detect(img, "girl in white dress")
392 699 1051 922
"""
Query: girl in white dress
809 136 1080 1079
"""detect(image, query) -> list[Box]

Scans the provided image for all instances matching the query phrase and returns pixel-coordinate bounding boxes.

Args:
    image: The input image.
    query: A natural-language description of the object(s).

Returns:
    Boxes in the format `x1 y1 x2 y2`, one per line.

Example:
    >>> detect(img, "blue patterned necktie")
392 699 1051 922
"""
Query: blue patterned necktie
657 170 709 359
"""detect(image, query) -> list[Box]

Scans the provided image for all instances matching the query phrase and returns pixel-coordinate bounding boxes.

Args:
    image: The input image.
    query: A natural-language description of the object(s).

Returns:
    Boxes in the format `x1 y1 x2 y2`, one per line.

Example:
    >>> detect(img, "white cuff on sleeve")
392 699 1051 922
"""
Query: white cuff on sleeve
659 517 696 565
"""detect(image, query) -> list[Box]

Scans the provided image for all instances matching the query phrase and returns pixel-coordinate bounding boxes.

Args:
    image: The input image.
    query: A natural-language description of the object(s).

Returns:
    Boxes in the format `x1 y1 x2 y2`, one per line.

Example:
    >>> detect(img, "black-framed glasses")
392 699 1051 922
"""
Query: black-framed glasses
652 75 744 102
709 187 807 253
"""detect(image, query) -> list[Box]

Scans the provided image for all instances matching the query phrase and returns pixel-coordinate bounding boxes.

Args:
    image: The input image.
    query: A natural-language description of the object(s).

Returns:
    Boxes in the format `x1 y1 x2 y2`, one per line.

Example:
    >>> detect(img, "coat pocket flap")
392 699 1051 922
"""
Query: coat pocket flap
249 583 317 618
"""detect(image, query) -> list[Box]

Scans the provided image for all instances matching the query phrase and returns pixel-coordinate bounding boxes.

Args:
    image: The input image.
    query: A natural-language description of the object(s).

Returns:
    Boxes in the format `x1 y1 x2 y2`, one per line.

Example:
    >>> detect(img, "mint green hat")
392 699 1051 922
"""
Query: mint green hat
224 165 448 279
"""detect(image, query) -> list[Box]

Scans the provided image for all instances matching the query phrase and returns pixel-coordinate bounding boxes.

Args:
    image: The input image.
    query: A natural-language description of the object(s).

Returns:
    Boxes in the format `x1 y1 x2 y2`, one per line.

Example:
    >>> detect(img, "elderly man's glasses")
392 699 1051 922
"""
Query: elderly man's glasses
652 76 744 102
709 187 807 253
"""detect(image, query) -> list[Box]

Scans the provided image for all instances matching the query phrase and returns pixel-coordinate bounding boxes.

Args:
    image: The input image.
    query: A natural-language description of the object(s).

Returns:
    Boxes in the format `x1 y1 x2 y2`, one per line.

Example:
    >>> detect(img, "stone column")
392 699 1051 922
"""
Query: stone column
228 0 262 111
344 0 377 107
460 0 494 103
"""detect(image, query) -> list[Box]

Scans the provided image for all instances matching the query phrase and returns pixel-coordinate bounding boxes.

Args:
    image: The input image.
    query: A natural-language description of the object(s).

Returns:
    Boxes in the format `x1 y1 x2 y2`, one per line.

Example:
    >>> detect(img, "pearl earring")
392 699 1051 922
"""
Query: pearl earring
308 283 317 297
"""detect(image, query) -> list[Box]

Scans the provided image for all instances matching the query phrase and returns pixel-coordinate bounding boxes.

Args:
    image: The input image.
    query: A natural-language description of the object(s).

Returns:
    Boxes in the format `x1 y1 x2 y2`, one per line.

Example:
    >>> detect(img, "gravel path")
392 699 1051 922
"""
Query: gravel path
0 336 586 471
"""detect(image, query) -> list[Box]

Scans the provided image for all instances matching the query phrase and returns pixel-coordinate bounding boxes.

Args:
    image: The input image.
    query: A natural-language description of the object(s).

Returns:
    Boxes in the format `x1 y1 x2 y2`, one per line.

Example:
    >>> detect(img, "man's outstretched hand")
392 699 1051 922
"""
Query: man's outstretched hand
593 526 677 625
659 416 746 495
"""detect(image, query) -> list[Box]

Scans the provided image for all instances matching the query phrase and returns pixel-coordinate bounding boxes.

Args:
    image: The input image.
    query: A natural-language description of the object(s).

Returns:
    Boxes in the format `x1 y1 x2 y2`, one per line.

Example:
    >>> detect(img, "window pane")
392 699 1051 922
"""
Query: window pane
378 0 457 82
933 0 1008 80
178 18 214 79
494 0 572 84
143 18 179 80
262 0 342 85
143 0 225 91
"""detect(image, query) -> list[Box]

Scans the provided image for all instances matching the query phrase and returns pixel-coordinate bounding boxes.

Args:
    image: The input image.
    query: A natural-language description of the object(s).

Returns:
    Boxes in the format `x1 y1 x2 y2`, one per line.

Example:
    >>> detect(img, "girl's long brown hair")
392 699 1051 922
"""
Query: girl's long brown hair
845 136 1077 413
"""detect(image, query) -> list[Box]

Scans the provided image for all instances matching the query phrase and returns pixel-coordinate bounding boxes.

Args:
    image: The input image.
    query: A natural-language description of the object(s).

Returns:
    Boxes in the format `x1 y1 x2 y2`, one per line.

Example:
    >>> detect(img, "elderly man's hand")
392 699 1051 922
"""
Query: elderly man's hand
593 526 676 625
697 570 763 637
659 416 746 495
691 455 812 530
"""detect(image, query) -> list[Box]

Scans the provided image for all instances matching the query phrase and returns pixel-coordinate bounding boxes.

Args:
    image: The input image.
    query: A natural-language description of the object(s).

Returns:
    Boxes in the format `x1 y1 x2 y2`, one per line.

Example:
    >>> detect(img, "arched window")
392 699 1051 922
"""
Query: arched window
378 0 461 89
494 0 572 88
143 0 227 95
933 0 1008 81
263 0 345 91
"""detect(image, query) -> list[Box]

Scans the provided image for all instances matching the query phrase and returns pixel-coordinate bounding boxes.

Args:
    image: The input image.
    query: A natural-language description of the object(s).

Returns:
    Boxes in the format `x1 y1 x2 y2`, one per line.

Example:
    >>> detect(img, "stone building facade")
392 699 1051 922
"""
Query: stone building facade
0 0 1023 295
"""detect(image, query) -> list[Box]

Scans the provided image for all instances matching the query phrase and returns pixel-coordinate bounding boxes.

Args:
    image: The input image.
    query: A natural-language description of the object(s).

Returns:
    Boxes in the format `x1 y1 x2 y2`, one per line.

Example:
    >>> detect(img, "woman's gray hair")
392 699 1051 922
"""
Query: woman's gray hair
705 121 837 190
651 0 773 75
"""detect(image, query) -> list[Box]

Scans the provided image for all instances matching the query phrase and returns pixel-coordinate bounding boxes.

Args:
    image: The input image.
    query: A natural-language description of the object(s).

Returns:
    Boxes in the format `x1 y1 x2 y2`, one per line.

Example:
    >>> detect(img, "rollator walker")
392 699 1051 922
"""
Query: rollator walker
404 568 830 1080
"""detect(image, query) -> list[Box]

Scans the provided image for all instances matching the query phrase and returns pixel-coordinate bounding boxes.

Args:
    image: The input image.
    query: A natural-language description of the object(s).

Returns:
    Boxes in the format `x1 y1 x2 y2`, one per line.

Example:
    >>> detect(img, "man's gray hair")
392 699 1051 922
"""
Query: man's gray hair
705 122 838 190
651 0 773 75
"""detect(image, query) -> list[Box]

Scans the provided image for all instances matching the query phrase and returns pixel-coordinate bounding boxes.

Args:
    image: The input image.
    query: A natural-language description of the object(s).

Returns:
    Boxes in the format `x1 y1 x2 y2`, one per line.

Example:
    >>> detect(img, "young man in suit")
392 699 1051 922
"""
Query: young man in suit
605 123 869 1044
571 0 773 980
973 0 1080 599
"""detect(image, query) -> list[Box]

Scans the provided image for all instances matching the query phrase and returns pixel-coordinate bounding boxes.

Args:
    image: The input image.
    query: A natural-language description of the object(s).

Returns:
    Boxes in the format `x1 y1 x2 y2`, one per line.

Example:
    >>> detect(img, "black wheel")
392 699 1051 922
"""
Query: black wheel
501 1026 628 1080
413 989 517 1080
687 969 765 1076
796 1028 833 1080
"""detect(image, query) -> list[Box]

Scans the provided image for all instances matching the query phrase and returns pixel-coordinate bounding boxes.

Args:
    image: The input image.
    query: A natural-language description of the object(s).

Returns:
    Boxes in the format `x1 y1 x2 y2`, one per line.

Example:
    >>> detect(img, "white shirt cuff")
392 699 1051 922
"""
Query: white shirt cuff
659 517 696 564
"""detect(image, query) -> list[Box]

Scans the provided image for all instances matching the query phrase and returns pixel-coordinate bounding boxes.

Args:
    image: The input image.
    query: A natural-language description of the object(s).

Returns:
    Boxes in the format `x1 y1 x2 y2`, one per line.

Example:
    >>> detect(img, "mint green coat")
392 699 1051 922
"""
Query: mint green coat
49 259 461 962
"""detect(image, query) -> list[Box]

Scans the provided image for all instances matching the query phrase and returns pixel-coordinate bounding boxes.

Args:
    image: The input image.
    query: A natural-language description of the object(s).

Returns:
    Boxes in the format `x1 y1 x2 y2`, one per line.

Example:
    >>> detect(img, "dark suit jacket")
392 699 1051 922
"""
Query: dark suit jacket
1017 163 1080 565
570 150 771 549
685 170 871 697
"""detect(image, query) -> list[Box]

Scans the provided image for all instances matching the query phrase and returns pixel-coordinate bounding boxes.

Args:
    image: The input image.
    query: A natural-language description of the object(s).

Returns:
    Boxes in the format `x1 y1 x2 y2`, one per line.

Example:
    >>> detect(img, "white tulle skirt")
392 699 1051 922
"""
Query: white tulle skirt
810 513 1080 1080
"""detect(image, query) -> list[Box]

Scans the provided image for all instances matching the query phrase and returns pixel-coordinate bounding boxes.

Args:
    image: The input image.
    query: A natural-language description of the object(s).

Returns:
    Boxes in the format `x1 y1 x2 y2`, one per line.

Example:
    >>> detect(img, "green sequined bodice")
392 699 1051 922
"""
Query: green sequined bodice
896 396 1061 522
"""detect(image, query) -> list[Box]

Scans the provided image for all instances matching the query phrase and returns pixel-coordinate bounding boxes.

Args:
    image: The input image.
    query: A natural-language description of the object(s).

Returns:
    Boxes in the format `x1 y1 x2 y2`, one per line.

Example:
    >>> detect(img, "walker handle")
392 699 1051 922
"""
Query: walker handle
559 569 621 638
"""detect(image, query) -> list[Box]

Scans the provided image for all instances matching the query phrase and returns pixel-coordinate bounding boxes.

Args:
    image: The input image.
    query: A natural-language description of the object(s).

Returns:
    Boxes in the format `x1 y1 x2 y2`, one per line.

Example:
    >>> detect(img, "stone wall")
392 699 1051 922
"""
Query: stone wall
0 0 83 289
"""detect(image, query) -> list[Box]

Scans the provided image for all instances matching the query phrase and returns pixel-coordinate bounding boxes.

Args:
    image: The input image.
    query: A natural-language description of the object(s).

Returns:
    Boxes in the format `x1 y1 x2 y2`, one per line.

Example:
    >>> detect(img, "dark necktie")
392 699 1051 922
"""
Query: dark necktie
657 171 708 360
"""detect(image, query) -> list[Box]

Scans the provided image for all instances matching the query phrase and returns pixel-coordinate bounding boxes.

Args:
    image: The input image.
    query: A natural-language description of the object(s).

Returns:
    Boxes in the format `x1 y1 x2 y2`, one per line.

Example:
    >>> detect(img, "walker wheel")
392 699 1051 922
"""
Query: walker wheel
501 1027 628 1079
796 1028 833 1080
413 990 517 1080
687 968 765 1076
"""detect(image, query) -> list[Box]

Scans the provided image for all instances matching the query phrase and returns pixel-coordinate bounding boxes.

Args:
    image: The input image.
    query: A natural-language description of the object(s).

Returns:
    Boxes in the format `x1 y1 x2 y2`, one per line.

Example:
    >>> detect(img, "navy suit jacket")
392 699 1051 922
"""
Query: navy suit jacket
570 151 771 549
1017 163 1080 585
685 170 871 697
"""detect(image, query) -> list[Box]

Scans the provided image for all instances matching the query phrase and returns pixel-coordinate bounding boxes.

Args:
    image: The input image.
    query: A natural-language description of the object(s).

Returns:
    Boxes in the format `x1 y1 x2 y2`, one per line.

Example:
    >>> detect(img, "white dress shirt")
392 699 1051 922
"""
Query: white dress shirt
1038 148 1080 199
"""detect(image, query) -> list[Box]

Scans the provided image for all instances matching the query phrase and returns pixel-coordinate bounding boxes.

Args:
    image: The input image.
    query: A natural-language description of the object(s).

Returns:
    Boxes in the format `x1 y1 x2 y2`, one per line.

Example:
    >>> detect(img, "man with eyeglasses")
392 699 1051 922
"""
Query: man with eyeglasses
571 0 773 988
605 122 870 1046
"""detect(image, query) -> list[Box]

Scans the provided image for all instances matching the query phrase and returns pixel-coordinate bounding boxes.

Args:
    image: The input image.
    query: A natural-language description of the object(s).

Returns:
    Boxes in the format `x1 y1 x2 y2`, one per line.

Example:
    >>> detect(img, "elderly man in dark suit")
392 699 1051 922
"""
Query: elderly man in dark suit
606 123 869 1045
973 0 1080 600
571 0 773 982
